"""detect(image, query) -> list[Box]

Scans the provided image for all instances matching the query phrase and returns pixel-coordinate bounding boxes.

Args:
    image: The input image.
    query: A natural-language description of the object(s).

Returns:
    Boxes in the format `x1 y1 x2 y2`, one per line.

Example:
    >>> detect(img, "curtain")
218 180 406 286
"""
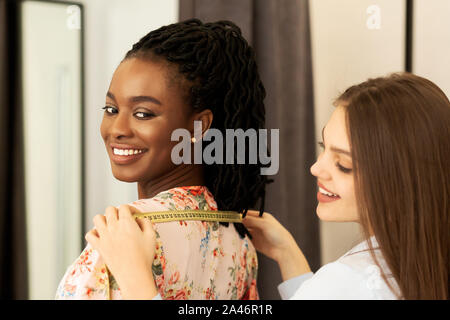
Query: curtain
180 0 320 299
0 0 28 299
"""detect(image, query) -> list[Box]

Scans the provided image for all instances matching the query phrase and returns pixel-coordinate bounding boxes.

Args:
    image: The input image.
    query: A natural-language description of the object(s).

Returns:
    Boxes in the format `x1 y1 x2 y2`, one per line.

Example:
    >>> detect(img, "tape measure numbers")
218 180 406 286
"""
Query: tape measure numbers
133 210 243 223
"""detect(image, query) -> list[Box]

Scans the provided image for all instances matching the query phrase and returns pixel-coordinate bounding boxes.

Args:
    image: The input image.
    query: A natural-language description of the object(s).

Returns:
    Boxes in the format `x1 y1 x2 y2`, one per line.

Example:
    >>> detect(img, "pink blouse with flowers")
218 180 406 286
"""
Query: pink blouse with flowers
55 186 259 300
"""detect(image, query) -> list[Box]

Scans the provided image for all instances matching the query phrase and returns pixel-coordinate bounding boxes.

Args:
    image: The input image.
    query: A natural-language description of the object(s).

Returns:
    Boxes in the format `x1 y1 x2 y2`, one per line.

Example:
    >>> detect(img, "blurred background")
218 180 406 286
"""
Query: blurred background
0 0 448 299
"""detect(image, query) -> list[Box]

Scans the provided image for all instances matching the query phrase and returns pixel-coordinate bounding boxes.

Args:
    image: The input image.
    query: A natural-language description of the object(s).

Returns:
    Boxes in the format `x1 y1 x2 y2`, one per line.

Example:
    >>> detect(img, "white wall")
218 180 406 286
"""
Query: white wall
21 1 82 299
413 0 450 98
309 0 406 264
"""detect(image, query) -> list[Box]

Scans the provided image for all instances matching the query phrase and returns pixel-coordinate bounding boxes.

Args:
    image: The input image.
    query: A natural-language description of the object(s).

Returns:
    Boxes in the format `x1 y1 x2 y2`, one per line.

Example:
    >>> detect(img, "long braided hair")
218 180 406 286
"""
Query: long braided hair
124 19 272 238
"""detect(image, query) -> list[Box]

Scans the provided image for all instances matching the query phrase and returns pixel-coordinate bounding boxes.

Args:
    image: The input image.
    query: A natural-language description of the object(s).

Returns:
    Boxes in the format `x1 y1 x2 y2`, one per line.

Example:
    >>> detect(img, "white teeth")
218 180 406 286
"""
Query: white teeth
319 187 339 197
113 148 144 156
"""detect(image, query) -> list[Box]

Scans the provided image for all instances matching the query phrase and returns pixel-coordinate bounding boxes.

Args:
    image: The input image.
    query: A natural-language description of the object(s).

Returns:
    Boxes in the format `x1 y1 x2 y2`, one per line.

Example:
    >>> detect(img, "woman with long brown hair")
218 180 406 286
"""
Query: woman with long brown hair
243 72 449 300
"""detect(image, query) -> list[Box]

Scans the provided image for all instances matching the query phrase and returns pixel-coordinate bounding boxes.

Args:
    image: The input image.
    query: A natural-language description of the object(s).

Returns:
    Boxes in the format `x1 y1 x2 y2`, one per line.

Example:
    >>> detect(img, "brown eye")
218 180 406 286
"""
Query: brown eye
134 111 155 119
318 141 325 149
102 106 117 115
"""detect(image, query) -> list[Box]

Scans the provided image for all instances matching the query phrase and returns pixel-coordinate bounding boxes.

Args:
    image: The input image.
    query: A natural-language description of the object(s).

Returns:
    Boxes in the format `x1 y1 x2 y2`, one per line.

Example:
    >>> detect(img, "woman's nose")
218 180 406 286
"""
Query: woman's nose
111 113 132 138
310 153 331 180
310 160 320 177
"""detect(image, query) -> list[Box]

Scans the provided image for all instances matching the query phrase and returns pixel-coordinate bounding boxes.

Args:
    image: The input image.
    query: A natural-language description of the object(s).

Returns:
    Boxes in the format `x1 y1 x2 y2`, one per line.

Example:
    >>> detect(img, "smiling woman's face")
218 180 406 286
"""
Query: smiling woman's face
100 57 193 183
310 106 358 222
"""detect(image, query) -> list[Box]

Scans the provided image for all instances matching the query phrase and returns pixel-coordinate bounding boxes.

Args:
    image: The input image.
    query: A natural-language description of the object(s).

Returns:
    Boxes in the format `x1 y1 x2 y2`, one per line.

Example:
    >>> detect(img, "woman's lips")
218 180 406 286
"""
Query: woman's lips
110 147 147 165
317 182 341 203
317 191 341 203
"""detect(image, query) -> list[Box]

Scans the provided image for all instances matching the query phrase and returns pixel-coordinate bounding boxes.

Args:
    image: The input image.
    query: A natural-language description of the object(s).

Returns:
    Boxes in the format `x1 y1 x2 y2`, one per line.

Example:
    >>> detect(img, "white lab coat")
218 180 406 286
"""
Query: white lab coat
278 236 401 300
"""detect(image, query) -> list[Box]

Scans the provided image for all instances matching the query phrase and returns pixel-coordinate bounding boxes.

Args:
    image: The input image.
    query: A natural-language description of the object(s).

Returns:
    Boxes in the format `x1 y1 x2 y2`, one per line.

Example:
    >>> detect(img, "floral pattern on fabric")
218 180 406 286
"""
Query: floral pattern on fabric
55 186 259 300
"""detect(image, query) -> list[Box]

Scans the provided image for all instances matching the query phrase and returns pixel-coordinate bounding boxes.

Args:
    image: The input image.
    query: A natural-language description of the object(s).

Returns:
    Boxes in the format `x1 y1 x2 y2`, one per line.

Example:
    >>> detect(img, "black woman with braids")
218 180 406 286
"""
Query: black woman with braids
55 19 271 300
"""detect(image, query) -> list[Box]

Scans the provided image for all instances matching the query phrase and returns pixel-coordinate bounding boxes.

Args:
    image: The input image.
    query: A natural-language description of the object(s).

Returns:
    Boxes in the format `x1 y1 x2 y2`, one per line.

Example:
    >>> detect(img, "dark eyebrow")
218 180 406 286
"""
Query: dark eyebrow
106 91 162 106
330 146 352 157
321 126 352 157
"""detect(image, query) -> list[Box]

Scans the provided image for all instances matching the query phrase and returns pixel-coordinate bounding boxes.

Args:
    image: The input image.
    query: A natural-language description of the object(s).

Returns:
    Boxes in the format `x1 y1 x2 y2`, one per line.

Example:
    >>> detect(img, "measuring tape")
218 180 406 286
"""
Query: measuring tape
133 210 243 223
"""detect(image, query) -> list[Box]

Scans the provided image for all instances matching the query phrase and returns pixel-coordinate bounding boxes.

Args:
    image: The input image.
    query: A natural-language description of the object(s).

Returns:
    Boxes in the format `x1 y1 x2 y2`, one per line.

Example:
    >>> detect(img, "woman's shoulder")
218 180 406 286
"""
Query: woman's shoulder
125 185 255 259
129 185 217 212
291 237 400 299
127 185 250 247
289 260 374 299
337 237 391 277
127 185 220 239
332 238 400 299
290 259 396 300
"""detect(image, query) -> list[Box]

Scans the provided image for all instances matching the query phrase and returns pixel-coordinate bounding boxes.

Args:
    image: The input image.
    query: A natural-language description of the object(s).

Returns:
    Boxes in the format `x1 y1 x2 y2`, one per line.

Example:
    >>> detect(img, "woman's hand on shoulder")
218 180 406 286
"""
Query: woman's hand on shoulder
242 210 297 262
85 204 159 299
243 210 311 281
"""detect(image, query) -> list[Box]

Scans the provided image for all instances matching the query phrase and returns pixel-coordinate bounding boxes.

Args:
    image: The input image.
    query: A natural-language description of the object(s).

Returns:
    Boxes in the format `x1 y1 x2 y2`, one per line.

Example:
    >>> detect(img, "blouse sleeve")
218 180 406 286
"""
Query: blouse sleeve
277 272 314 300
288 261 378 300
55 243 112 299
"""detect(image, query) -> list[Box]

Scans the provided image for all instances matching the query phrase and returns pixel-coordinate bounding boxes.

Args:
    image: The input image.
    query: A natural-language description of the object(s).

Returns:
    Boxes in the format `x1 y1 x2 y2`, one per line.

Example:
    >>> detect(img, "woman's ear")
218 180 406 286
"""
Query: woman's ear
190 109 213 138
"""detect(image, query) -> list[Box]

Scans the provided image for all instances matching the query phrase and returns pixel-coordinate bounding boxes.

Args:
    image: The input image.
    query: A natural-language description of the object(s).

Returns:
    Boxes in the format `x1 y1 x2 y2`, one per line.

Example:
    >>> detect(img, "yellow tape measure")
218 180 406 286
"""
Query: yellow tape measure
133 210 243 223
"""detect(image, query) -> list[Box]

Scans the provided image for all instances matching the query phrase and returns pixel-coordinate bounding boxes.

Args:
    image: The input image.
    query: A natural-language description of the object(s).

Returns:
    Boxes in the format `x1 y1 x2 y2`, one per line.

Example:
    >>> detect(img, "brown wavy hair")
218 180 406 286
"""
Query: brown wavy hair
334 72 449 299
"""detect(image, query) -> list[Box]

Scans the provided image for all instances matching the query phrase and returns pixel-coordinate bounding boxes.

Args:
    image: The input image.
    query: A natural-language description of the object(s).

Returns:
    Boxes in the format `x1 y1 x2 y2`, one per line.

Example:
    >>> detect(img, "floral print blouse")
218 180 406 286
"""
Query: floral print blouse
55 186 259 300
